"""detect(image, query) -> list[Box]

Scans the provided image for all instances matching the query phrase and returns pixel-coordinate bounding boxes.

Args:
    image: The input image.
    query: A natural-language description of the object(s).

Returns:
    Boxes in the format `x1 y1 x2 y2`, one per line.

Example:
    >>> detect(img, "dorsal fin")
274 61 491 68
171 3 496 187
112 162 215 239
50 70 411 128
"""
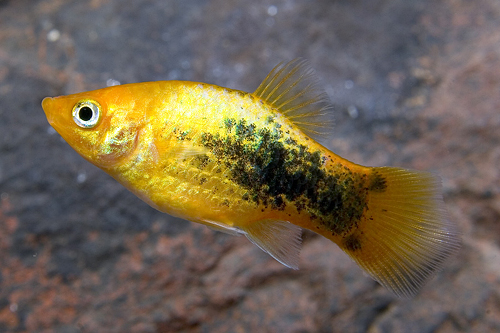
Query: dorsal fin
253 59 334 139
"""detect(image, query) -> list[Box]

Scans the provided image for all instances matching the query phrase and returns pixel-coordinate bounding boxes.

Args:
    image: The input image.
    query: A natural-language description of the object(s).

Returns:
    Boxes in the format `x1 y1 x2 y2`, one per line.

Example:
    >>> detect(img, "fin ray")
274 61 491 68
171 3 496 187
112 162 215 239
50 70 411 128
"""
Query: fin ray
202 219 243 236
339 167 460 297
241 219 302 269
156 139 210 160
253 59 334 140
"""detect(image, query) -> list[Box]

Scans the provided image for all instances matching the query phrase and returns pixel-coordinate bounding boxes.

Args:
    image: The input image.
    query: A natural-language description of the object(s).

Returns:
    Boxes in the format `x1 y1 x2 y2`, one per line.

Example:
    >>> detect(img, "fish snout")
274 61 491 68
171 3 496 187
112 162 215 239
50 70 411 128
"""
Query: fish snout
41 97 54 113
41 97 58 126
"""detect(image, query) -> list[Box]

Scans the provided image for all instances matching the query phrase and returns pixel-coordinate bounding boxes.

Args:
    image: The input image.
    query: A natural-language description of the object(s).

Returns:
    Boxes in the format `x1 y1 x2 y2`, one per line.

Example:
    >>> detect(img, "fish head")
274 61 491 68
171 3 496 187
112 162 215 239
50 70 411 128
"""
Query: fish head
42 85 145 169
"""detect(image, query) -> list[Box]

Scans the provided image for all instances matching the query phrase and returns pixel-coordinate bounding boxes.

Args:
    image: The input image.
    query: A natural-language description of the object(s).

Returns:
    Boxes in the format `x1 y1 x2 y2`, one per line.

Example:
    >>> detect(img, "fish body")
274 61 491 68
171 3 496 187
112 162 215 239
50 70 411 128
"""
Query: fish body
42 59 460 297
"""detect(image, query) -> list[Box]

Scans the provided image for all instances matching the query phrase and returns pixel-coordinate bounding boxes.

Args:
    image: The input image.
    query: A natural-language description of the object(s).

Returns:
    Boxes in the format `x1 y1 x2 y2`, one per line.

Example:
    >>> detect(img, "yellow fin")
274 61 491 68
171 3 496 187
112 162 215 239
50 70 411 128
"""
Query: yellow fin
253 59 334 140
241 219 302 269
340 167 460 297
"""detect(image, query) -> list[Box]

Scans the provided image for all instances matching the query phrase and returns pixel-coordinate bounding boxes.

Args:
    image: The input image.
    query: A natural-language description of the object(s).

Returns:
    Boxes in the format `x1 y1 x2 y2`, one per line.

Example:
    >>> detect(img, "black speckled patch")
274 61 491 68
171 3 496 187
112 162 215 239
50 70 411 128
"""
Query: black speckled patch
368 172 387 192
200 118 368 235
343 234 362 252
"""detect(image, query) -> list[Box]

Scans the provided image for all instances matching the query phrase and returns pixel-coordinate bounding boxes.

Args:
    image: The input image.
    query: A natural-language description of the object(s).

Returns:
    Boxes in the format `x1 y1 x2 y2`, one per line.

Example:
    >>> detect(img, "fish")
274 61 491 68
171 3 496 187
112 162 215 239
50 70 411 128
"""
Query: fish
42 59 460 297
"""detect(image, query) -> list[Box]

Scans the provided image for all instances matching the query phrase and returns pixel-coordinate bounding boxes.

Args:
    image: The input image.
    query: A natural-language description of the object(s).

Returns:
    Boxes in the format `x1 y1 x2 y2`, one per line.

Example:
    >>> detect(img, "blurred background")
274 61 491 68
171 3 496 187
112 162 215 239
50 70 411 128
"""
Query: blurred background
1 0 499 332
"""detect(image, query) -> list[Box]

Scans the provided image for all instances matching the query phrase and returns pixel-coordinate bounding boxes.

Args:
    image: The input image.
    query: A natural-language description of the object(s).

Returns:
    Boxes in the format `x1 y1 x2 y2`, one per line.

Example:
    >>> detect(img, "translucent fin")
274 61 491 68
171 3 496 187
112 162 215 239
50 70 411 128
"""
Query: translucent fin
253 59 334 140
202 219 243 236
339 167 460 298
241 219 302 269
173 143 209 158
156 139 209 159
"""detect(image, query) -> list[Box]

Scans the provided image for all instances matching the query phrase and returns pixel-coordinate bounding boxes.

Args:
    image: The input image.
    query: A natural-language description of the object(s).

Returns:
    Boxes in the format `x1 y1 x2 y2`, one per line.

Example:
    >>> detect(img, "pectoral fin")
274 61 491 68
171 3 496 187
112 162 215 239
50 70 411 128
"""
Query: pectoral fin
156 139 210 159
240 219 302 269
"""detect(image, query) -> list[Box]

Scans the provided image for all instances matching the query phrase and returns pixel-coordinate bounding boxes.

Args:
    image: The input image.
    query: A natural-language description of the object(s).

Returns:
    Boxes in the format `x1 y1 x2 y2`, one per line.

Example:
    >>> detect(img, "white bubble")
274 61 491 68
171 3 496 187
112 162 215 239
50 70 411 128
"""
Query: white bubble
267 5 278 16
347 105 359 119
106 79 121 87
9 303 18 312
344 80 354 89
77 172 87 184
47 126 56 135
47 29 61 42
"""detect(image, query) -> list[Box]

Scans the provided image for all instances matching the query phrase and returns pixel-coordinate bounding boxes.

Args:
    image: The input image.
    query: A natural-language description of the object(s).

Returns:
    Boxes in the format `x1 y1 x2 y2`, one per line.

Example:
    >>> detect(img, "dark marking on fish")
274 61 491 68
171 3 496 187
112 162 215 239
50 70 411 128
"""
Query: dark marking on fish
173 128 190 141
369 172 387 192
224 118 236 131
201 118 369 235
195 155 210 169
273 195 285 210
236 90 247 98
343 234 362 252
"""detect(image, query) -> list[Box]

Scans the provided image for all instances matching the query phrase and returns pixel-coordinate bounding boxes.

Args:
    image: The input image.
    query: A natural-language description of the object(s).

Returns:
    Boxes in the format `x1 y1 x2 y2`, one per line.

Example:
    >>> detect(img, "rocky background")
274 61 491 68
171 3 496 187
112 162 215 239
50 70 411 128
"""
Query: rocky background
1 0 499 332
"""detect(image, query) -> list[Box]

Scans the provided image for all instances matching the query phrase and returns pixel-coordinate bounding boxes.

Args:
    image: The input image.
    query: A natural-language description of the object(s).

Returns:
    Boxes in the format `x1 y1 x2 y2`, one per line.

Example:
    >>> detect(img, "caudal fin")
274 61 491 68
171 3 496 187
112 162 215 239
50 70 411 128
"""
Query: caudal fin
339 167 460 297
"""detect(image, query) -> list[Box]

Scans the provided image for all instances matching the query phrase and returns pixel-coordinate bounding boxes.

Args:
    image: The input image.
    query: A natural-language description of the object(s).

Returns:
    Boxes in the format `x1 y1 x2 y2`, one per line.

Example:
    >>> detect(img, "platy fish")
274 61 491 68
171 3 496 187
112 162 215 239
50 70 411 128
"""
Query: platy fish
42 59 459 297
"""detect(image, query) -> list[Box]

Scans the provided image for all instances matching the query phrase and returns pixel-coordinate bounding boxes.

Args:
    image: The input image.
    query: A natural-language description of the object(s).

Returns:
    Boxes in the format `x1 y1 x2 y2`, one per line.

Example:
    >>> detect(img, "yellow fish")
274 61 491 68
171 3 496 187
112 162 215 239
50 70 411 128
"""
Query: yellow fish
42 59 459 297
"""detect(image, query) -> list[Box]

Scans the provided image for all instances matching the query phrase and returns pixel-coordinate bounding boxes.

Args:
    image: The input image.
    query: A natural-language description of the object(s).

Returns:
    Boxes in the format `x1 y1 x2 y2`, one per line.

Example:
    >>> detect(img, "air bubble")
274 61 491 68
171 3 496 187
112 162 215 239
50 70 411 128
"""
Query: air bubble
106 79 121 86
267 5 278 16
77 172 87 183
347 105 359 119
47 29 61 42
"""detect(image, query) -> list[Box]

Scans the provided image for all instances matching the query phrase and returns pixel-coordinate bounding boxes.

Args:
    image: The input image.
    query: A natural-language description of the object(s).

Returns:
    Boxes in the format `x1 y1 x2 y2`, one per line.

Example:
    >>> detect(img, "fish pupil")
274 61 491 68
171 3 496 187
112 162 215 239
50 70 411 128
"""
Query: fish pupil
79 106 93 121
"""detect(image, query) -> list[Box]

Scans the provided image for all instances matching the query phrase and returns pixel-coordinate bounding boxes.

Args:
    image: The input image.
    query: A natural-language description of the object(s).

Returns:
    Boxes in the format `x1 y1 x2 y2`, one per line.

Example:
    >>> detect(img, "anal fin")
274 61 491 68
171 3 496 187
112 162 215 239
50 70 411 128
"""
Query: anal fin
240 219 302 269
201 219 243 236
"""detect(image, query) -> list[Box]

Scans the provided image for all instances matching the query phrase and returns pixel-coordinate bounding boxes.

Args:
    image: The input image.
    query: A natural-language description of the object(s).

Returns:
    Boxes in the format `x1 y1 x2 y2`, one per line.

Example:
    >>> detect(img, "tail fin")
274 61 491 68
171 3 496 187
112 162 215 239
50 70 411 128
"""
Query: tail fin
339 167 460 297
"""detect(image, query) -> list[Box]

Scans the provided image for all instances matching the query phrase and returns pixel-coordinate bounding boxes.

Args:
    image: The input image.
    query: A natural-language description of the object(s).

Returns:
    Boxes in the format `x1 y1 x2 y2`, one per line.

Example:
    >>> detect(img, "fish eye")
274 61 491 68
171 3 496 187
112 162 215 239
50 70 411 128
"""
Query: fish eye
72 100 101 128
